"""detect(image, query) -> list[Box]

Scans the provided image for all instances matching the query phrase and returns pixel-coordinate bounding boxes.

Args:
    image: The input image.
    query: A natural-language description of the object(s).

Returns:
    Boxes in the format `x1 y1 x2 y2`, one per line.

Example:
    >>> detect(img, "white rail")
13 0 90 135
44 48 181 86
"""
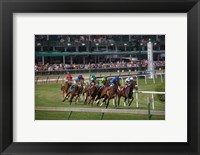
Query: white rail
35 106 165 116
133 90 165 110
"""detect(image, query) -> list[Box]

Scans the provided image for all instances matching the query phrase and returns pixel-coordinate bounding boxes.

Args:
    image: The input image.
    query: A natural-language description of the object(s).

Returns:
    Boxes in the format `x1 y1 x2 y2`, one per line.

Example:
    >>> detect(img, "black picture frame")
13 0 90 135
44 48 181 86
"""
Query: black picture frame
0 0 200 154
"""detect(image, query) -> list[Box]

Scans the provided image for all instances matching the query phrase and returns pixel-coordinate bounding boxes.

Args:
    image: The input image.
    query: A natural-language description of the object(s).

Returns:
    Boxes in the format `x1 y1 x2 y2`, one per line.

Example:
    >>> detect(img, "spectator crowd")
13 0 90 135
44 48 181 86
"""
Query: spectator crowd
35 60 165 72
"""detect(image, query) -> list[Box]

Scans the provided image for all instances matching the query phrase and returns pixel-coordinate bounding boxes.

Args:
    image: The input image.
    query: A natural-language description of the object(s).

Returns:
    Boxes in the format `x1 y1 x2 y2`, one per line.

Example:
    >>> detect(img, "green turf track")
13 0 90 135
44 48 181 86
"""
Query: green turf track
35 77 165 120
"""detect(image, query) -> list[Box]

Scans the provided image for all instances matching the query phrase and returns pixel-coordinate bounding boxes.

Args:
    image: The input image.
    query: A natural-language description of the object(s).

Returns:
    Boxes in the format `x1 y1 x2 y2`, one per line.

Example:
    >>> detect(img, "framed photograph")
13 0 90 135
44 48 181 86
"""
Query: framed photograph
35 34 165 121
0 0 200 154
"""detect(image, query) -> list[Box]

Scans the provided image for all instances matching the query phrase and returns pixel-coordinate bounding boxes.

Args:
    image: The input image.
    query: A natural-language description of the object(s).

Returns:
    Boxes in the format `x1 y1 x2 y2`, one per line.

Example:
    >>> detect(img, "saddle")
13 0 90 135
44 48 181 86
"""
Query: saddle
98 85 105 93
70 84 82 94
121 87 126 94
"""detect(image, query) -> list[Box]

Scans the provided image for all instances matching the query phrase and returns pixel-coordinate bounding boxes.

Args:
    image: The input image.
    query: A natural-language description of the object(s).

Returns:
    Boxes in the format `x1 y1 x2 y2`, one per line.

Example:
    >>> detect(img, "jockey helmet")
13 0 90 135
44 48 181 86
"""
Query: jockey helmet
90 74 96 80
125 77 130 82
66 74 72 79
78 75 83 80
102 76 107 80
112 76 119 84
102 76 107 83
130 77 133 81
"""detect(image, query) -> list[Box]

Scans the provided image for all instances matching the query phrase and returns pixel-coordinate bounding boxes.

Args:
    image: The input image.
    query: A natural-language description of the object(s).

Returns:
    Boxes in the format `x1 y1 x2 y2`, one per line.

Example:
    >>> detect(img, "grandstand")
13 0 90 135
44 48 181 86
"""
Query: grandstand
35 35 165 66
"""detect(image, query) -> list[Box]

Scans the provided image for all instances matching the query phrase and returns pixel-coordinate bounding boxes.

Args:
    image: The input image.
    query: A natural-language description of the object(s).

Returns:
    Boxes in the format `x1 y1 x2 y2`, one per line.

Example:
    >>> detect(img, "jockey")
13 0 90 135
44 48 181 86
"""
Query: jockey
70 74 84 93
110 76 119 86
125 76 130 85
125 76 131 87
125 76 133 87
101 76 107 86
89 74 97 86
65 73 73 84
74 74 84 84
97 76 108 95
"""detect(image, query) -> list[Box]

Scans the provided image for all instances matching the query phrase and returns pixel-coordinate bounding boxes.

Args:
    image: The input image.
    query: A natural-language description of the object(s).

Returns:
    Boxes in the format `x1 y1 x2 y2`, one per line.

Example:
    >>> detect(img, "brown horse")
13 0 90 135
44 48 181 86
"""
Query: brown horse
87 84 99 105
69 79 84 105
83 80 99 105
61 81 72 102
103 78 120 109
118 80 138 107
95 80 110 106
83 82 90 104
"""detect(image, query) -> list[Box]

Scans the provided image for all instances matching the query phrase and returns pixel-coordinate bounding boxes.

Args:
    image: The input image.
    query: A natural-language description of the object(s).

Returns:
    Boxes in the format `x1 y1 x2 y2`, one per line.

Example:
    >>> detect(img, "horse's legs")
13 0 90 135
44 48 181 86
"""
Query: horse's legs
114 96 117 108
62 91 68 102
95 91 100 101
89 97 94 106
69 93 75 105
124 97 127 106
118 95 121 107
87 96 91 105
95 98 100 106
75 95 79 104
91 97 95 106
62 91 64 100
62 91 65 102
101 95 107 106
128 96 134 106
84 94 88 104
65 91 70 100
128 97 130 106
95 94 102 106
106 98 110 109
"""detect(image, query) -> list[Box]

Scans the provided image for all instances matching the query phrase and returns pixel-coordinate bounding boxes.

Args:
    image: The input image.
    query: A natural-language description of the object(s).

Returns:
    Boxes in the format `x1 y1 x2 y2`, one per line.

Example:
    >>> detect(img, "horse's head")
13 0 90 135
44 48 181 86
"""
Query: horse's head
66 81 71 87
131 80 138 91
79 79 84 85
116 78 121 86
105 80 110 87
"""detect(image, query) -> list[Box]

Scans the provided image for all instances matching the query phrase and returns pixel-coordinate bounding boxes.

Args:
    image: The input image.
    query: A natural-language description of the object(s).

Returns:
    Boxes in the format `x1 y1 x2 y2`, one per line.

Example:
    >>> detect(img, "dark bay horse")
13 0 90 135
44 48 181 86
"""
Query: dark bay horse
83 82 89 104
95 80 110 106
104 78 121 109
61 82 72 102
118 80 138 106
69 79 84 105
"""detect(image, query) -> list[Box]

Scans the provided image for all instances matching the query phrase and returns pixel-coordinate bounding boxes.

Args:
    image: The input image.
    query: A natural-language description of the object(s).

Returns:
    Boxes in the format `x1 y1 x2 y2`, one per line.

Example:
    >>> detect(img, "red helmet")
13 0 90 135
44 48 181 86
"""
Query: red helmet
66 74 72 79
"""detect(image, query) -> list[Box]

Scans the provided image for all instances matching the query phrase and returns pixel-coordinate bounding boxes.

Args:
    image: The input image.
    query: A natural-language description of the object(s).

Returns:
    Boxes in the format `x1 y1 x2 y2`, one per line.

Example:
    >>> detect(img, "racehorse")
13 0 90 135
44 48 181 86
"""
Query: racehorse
83 82 90 104
87 84 99 105
83 80 99 105
69 79 84 105
95 80 110 106
118 80 138 106
82 82 89 99
103 78 121 109
61 82 72 102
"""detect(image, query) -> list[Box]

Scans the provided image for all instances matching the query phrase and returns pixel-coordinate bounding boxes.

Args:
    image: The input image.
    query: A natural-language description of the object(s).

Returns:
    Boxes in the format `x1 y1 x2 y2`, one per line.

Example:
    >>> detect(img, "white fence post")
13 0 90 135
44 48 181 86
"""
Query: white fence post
153 75 155 84
136 92 139 108
134 90 165 110
136 76 139 87
145 75 147 84
151 93 155 110
161 74 163 83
